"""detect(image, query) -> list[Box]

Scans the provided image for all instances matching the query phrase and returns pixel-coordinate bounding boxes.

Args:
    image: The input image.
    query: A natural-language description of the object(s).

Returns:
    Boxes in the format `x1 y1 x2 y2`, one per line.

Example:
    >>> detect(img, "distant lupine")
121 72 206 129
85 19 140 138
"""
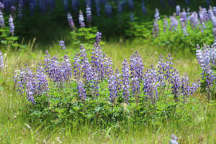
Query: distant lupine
163 16 169 32
130 12 134 21
29 0 37 15
105 2 112 17
95 32 102 46
128 0 134 10
59 40 66 50
63 0 68 11
67 12 75 30
153 19 159 37
85 0 92 7
118 1 124 13
95 0 100 16
199 7 206 29
154 8 160 20
18 0 24 18
0 10 5 27
72 0 79 12
8 15 15 35
122 59 130 103
185 0 190 5
213 6 216 16
189 12 200 29
180 9 187 24
79 10 85 28
0 51 4 70
176 5 180 16
0 2 4 10
206 0 210 6
169 14 178 31
86 5 92 25
141 0 147 15
10 5 16 15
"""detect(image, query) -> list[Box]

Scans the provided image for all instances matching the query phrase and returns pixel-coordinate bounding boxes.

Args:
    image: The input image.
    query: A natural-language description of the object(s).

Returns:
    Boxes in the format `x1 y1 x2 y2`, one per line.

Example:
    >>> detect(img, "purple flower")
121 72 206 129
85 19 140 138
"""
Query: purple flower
0 2 4 10
59 40 66 50
0 51 4 70
163 16 169 32
176 5 180 16
143 67 159 103
79 10 85 28
0 10 4 27
105 3 112 17
77 80 86 100
86 5 92 25
67 13 75 30
108 74 118 103
153 19 159 37
154 8 160 21
122 59 130 103
8 15 15 36
169 15 178 31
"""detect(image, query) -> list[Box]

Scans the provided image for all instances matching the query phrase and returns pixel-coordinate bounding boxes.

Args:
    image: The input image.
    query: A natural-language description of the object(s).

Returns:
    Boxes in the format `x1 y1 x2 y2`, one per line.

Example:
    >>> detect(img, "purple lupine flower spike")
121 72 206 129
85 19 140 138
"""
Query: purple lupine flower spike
0 2 4 10
108 74 118 103
154 8 160 21
86 5 92 26
18 0 24 19
122 59 130 103
153 19 159 37
67 13 75 30
176 5 180 16
79 10 85 28
163 16 169 32
77 80 86 100
0 51 4 70
105 2 112 17
8 15 15 36
59 40 66 50
169 14 178 32
0 10 4 27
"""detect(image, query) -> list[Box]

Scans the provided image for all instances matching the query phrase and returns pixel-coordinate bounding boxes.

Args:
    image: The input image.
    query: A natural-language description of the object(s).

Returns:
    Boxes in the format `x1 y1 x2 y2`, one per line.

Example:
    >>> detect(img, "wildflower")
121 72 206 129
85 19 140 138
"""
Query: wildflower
79 10 85 28
8 15 15 36
122 59 130 103
0 51 4 70
77 80 86 100
169 14 178 31
0 10 4 27
59 40 66 50
176 5 180 16
105 3 112 17
67 13 75 30
86 5 92 25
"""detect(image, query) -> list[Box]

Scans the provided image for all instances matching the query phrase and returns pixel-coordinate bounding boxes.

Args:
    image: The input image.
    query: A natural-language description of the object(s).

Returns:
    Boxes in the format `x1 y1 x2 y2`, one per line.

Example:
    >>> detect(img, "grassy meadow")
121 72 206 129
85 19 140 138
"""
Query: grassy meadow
0 40 216 144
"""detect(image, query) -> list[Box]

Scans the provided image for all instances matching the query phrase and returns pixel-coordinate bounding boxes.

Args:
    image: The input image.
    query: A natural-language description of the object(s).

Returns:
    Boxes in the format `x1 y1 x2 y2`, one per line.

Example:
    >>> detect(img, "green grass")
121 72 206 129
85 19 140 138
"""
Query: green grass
0 40 216 144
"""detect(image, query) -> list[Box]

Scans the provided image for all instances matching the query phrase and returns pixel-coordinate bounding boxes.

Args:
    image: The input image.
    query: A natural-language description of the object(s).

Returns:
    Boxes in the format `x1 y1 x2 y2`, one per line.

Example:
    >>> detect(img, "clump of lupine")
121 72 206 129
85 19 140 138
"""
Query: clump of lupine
196 44 216 100
14 32 199 105
152 5 216 44
59 40 66 50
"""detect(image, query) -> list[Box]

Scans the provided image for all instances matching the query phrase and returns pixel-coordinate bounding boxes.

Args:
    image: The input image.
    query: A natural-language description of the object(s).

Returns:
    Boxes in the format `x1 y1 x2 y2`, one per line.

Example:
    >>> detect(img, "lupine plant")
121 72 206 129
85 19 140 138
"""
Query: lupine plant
0 50 4 70
14 32 200 126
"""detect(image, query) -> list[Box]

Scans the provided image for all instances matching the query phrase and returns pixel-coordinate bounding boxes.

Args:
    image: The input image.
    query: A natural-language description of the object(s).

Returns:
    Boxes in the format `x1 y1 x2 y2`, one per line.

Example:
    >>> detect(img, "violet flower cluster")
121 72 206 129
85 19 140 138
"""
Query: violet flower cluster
153 5 216 41
15 32 199 104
